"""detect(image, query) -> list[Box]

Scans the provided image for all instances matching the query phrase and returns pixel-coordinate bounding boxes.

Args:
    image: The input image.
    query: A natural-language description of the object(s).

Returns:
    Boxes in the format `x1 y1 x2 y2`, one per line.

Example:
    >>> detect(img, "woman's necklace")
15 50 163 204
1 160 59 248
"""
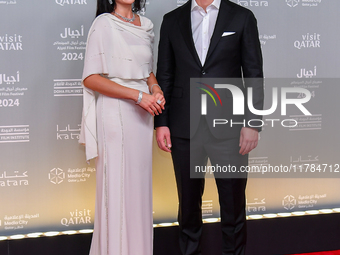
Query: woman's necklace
113 11 136 23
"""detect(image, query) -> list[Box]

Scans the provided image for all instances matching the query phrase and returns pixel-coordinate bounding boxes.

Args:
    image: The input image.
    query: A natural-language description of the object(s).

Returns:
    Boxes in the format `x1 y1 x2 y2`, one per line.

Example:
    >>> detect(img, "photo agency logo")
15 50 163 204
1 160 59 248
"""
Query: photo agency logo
197 82 223 115
286 0 299 7
196 80 312 128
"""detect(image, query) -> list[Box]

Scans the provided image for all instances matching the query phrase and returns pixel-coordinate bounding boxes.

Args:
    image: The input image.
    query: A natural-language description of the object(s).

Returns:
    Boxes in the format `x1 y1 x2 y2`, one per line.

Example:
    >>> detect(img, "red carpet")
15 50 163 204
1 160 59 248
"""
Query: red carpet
291 251 340 255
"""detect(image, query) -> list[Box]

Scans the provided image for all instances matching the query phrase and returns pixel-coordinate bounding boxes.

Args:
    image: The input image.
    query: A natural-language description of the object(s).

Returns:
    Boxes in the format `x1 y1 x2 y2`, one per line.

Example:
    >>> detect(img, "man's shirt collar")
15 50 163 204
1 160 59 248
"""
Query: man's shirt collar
191 0 221 11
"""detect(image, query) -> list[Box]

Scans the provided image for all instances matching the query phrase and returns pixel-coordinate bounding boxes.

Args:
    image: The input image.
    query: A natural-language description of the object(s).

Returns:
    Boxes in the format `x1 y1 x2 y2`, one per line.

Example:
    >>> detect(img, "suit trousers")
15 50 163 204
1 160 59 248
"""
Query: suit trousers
171 117 248 255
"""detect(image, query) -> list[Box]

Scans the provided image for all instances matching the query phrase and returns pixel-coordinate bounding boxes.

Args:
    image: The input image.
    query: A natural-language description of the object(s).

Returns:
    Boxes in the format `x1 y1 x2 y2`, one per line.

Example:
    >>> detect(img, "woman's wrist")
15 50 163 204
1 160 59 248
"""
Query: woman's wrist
150 84 162 94
135 90 143 104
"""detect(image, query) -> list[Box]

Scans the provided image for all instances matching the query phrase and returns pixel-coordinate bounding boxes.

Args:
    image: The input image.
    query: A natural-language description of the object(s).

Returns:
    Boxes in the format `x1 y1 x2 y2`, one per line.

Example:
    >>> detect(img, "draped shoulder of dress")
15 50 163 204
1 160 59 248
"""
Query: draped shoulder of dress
79 12 154 161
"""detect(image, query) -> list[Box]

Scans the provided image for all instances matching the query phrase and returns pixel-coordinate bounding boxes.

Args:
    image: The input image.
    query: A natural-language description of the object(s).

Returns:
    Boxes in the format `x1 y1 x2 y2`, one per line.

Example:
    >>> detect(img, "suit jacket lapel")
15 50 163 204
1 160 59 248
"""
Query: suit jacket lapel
178 0 202 68
205 0 236 66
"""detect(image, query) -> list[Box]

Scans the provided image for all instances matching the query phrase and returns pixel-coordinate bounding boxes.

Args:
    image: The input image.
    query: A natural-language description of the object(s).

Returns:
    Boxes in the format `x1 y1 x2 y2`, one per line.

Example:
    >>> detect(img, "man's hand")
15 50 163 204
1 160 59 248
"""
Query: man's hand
239 127 259 155
156 126 172 152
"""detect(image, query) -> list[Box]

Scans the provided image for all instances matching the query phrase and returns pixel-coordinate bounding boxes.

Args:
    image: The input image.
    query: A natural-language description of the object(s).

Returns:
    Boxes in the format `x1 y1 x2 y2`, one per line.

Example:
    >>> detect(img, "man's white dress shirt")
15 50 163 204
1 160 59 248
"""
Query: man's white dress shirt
191 0 221 65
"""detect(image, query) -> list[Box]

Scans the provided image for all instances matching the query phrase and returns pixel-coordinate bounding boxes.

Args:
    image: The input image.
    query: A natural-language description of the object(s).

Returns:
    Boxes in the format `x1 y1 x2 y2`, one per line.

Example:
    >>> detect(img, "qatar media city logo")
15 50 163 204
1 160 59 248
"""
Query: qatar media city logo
197 80 312 128
283 195 296 210
286 0 299 7
49 168 65 184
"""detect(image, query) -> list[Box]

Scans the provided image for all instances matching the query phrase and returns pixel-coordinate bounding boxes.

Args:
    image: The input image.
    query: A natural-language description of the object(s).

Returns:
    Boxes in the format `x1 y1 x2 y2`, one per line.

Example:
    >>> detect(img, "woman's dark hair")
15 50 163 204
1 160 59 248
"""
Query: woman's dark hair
96 0 145 17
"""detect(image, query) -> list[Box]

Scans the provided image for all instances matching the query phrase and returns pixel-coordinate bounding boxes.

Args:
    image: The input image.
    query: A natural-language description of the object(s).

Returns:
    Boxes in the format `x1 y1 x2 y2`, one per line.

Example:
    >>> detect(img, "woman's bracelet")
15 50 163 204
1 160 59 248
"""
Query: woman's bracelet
150 84 161 93
136 90 143 105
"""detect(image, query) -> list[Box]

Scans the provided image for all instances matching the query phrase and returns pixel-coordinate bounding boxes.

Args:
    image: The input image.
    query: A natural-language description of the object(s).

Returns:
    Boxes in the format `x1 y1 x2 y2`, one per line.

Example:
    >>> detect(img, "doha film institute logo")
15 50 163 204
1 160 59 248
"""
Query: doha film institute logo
286 0 299 7
49 168 65 184
283 195 296 210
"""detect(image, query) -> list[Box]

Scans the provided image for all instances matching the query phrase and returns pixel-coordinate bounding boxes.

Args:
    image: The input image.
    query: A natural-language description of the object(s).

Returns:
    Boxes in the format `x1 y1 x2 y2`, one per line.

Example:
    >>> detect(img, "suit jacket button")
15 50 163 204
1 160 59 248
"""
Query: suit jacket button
202 70 206 75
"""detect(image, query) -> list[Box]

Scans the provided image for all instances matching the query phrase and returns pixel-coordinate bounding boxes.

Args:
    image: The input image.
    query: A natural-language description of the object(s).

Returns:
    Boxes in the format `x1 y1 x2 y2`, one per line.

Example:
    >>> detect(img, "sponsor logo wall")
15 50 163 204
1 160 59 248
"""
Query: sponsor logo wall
0 0 339 236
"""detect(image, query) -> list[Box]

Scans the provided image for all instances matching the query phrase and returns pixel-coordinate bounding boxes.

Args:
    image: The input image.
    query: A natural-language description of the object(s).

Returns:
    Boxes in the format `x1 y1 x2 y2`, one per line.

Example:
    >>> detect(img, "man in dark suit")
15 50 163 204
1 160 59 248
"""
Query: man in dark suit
155 0 263 254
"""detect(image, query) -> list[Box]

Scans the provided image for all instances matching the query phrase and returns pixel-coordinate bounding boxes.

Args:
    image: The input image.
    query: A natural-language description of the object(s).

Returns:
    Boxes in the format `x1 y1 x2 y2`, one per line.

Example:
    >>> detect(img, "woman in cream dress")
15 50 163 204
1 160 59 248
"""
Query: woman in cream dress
79 0 164 254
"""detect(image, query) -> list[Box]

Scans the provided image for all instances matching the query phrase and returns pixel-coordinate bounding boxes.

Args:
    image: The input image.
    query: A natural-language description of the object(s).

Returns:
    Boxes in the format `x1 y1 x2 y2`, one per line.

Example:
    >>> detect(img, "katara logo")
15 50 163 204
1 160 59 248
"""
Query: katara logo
197 82 222 115
286 0 299 7
283 195 296 210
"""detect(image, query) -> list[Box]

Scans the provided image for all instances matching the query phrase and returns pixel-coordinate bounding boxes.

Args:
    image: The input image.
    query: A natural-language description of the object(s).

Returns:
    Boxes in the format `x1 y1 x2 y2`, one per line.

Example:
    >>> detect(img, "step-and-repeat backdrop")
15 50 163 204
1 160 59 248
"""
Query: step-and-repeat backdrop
0 0 339 236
